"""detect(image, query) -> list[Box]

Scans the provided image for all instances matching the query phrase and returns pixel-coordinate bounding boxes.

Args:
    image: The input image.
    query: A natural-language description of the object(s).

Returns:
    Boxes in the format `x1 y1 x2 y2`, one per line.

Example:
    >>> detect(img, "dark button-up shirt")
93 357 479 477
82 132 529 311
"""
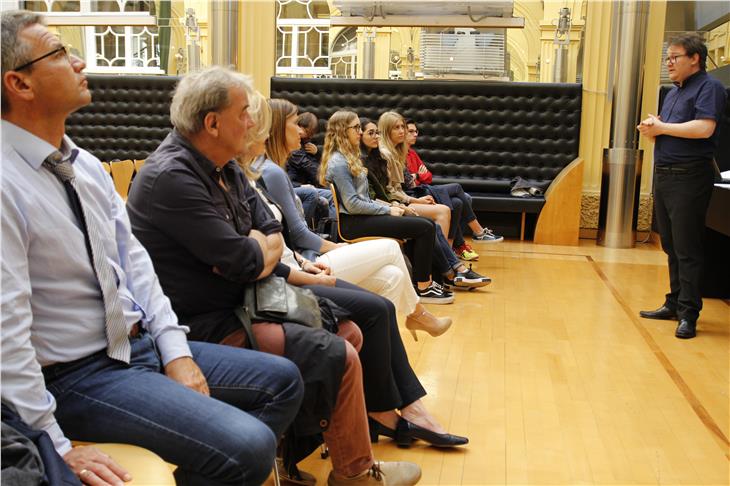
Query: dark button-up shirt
127 130 287 340
655 71 727 165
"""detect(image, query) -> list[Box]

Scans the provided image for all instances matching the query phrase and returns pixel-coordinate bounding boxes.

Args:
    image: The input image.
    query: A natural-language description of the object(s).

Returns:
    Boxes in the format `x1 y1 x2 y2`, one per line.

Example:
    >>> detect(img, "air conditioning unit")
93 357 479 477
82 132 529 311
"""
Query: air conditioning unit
420 28 506 76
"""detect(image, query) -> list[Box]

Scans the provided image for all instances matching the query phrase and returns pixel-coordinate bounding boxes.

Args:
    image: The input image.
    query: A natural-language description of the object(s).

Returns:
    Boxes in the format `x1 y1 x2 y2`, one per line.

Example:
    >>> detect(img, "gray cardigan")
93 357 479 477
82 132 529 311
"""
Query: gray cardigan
254 156 324 251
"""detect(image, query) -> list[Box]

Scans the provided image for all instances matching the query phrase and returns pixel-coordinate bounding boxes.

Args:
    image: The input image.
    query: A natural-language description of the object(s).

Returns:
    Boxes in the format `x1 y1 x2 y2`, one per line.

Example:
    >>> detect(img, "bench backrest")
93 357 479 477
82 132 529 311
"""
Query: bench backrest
66 74 178 162
271 77 582 194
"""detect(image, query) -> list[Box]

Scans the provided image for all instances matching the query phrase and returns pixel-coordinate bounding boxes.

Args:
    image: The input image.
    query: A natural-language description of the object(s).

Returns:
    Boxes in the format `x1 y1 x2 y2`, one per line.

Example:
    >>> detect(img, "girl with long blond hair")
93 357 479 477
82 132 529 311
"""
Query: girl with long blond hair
377 112 452 237
242 97 469 451
377 112 492 290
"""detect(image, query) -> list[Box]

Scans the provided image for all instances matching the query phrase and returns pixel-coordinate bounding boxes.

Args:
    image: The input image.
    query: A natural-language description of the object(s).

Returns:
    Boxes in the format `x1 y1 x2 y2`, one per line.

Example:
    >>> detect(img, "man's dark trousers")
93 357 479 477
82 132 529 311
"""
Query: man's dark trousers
653 161 714 322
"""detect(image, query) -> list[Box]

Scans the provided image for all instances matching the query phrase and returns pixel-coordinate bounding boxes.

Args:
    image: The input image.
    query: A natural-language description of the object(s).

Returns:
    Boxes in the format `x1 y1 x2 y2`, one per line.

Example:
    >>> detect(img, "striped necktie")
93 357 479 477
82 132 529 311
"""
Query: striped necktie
43 151 131 363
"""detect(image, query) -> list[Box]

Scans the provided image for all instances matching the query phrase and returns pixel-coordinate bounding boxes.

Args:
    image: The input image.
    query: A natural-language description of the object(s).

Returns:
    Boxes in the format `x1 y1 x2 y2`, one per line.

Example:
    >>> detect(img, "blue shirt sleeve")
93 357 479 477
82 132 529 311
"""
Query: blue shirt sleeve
695 79 727 121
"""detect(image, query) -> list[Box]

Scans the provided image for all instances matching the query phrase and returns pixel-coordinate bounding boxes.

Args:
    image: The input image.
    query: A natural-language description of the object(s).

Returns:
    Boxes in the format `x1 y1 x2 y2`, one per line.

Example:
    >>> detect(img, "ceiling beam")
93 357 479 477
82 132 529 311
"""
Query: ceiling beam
330 15 525 28
44 12 156 26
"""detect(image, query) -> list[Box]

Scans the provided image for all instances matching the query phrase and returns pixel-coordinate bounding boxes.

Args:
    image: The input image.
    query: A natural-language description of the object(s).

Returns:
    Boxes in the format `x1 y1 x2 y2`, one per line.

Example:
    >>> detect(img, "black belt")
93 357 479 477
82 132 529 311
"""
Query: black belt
655 162 708 174
42 322 143 381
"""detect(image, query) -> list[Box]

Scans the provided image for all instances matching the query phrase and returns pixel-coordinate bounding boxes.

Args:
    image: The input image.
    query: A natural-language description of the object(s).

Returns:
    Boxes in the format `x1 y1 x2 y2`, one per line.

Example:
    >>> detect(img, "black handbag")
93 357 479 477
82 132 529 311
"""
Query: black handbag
244 274 323 329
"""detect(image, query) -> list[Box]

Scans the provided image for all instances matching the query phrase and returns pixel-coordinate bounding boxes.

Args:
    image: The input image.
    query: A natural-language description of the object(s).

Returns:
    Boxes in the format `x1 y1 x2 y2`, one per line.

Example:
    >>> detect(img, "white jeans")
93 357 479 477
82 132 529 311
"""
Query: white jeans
317 239 419 315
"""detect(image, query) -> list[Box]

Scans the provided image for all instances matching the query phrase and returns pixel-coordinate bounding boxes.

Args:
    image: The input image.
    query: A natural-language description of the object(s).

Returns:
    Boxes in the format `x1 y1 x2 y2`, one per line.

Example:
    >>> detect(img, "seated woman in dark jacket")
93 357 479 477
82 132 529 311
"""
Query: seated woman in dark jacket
287 111 337 226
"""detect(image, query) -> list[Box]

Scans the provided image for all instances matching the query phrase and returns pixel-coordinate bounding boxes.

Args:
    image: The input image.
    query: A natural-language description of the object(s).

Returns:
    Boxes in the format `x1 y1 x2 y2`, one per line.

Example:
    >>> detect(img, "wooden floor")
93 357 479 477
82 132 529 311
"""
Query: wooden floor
288 239 730 485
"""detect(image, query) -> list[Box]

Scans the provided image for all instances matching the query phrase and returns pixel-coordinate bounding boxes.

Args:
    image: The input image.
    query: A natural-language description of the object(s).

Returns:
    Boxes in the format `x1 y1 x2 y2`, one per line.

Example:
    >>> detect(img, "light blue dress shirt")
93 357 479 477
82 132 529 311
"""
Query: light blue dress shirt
1 120 192 454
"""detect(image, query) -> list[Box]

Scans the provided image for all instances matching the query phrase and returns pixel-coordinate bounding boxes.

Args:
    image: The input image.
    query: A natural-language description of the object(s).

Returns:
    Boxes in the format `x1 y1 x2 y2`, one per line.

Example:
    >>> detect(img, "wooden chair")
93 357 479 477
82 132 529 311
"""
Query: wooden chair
109 159 135 201
329 183 403 244
101 161 111 174
133 159 145 173
71 442 176 485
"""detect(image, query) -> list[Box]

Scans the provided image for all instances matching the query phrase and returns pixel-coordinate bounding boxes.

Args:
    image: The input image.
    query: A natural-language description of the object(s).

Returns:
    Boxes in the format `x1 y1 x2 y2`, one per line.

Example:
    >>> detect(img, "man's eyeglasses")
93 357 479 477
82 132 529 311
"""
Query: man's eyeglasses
347 124 362 132
365 129 380 137
664 54 687 65
407 129 419 135
14 45 68 71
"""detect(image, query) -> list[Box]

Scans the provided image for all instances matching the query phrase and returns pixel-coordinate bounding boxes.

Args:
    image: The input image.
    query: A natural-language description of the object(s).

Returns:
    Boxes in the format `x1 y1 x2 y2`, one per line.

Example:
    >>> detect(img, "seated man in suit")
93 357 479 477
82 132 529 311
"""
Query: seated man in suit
1 10 303 485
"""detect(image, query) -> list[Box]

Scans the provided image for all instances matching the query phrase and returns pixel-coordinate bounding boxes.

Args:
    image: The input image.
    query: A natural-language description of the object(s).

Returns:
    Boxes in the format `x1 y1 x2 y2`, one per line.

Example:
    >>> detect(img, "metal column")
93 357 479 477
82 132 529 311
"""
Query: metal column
362 28 376 79
210 0 239 67
598 0 649 248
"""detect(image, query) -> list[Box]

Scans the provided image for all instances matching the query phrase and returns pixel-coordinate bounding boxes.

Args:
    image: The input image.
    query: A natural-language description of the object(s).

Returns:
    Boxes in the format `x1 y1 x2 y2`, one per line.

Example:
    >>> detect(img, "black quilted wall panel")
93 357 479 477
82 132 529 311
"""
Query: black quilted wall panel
271 77 582 196
66 74 179 162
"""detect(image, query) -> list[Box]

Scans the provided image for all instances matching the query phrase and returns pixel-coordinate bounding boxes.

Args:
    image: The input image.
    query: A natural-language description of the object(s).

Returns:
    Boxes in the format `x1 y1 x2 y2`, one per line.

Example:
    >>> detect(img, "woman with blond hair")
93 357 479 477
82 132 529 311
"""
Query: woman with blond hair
377 112 452 238
243 95 468 450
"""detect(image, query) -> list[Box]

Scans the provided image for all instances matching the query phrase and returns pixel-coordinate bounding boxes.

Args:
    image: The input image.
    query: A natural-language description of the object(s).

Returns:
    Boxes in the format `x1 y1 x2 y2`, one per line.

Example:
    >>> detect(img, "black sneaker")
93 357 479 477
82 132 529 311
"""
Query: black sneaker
432 281 453 297
453 265 491 288
416 282 455 304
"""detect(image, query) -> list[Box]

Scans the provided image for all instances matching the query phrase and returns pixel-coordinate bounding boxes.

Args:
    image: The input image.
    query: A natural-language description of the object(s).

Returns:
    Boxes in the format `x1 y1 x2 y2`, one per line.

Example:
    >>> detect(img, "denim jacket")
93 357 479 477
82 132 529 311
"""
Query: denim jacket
325 151 390 216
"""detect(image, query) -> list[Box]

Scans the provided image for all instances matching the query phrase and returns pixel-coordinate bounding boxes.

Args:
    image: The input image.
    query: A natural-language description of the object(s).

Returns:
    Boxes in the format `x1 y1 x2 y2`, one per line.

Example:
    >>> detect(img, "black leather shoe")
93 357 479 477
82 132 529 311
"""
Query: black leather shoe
368 417 396 443
395 417 468 448
639 305 677 320
675 319 697 339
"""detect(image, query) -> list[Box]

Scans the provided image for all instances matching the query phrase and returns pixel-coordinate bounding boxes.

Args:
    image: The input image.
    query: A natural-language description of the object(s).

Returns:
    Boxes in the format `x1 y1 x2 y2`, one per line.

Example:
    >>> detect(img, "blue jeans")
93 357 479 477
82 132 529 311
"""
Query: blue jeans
45 334 303 486
442 184 475 247
316 187 337 220
295 186 336 225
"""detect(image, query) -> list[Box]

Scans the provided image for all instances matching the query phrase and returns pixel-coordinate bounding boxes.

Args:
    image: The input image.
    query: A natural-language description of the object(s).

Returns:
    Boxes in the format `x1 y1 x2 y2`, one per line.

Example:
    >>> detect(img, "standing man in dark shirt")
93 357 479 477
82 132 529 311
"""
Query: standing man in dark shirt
637 33 727 339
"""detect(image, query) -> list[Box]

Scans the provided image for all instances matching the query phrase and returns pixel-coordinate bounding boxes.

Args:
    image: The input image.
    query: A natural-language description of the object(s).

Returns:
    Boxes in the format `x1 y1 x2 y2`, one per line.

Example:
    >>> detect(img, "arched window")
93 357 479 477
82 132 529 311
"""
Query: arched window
330 27 357 78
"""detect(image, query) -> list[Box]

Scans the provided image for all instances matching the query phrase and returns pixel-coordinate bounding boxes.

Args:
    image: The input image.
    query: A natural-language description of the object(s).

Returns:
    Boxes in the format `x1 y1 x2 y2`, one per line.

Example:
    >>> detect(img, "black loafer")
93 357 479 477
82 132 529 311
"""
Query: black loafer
675 319 696 339
395 417 468 448
639 305 677 320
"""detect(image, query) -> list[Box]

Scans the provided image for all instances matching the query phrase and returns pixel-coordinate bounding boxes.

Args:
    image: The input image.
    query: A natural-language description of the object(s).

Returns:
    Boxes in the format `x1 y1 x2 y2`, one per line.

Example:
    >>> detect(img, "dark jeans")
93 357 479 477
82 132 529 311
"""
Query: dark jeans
306 280 426 412
436 227 460 271
653 161 714 322
45 334 303 486
444 184 476 247
340 214 436 282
